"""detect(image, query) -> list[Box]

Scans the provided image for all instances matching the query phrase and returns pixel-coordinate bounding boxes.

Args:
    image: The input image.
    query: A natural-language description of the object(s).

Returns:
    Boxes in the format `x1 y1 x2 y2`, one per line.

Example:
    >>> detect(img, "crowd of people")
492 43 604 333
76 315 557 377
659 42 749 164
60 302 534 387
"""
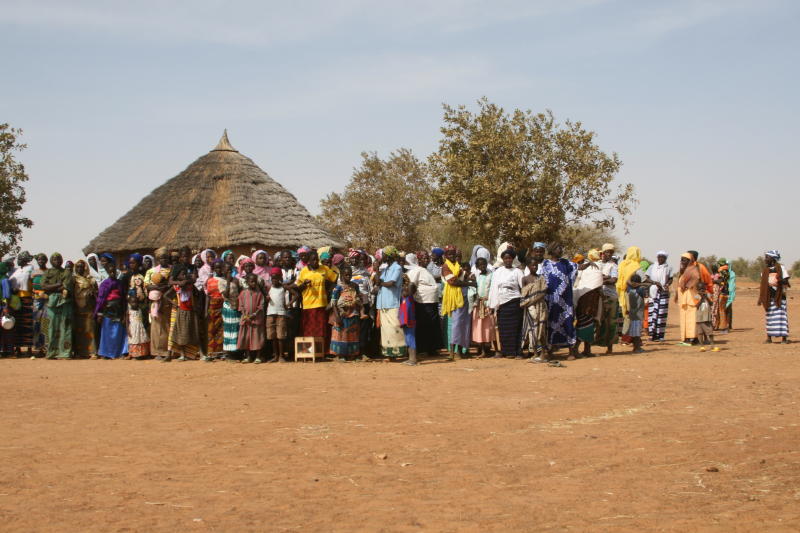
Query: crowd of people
0 243 790 365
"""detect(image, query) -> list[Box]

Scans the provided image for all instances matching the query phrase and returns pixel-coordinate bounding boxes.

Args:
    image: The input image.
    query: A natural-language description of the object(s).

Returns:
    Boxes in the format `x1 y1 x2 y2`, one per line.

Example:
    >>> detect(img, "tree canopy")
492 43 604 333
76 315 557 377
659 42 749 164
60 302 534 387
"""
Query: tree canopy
317 149 434 252
428 98 635 250
0 124 32 257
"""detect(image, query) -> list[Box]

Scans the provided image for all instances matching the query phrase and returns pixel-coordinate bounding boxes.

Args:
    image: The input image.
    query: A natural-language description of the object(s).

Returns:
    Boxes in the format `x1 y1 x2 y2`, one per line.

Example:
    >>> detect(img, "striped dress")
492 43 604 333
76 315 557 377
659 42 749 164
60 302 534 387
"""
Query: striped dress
222 278 241 352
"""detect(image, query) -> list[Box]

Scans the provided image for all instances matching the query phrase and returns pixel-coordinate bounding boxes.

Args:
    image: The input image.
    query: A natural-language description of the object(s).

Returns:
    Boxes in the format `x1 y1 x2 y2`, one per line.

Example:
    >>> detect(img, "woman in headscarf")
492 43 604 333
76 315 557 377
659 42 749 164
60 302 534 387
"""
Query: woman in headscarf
98 253 115 282
615 246 646 346
645 251 673 342
541 243 578 359
221 250 237 277
441 246 472 360
251 250 272 287
85 253 103 284
95 261 127 359
165 263 202 361
469 245 493 273
489 249 524 358
194 249 216 291
674 253 700 346
296 246 311 275
758 251 789 343
72 259 98 358
126 265 150 360
204 259 227 360
296 250 338 353
41 253 73 359
142 254 154 273
494 242 521 269
373 246 406 359
31 253 49 355
144 248 172 359
9 251 35 354
572 249 604 357
717 258 735 333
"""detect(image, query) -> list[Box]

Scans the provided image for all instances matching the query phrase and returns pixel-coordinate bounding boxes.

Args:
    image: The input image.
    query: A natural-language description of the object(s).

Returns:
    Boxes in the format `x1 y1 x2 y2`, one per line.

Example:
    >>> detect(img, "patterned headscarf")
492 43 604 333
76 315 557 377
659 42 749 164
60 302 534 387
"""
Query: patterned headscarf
766 250 781 260
382 246 398 258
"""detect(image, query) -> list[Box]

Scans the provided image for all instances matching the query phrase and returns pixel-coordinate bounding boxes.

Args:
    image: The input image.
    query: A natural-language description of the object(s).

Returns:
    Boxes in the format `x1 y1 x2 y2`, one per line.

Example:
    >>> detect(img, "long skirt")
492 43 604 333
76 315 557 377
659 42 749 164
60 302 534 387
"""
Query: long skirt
521 303 548 354
496 298 522 356
711 285 722 330
448 305 471 349
471 306 495 344
716 294 729 330
34 298 48 350
331 315 361 356
14 295 34 347
766 298 789 337
169 307 200 359
222 301 241 352
238 319 265 351
46 304 73 358
0 325 13 352
379 308 407 357
127 308 150 357
207 296 224 354
72 308 96 357
415 302 441 354
648 291 669 341
302 307 331 353
547 297 576 348
98 317 128 359
149 299 172 357
677 289 697 340
575 290 600 344
594 297 618 348
446 317 467 355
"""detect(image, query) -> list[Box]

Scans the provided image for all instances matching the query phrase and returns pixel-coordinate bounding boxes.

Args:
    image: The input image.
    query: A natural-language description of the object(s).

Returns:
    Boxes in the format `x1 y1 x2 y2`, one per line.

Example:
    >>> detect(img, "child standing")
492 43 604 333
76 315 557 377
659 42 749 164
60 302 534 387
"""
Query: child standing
126 275 150 359
695 282 716 348
266 267 291 363
625 274 648 354
238 273 266 364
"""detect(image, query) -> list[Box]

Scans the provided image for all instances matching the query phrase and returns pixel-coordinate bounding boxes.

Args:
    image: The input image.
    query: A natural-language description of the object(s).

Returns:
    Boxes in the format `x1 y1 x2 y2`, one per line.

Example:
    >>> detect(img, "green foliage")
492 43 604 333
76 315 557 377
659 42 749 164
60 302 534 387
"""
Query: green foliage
729 256 767 281
317 149 434 252
0 124 33 257
428 98 635 250
561 224 620 257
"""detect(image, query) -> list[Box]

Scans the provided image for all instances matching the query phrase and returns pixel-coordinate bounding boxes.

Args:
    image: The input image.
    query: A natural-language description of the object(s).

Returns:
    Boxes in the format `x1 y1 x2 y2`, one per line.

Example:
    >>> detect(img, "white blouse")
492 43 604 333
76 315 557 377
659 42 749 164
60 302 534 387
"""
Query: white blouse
488 266 524 309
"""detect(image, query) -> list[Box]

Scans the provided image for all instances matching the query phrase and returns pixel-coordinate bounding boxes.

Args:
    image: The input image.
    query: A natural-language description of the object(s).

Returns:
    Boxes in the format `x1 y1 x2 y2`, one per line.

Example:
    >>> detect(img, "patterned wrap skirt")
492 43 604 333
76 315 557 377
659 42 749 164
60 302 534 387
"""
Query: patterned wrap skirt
222 301 241 352
207 295 224 354
766 298 789 337
331 314 360 356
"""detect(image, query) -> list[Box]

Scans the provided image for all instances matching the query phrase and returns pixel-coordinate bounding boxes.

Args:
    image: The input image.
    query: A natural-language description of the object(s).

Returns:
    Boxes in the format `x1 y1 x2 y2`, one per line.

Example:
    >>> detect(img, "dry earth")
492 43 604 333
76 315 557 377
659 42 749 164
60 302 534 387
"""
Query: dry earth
1 283 799 532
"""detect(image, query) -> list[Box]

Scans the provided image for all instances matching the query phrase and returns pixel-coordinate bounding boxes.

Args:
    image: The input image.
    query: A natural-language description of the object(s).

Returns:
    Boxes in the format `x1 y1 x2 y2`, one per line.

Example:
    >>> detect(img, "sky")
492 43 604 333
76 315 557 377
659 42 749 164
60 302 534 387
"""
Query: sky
1 0 799 265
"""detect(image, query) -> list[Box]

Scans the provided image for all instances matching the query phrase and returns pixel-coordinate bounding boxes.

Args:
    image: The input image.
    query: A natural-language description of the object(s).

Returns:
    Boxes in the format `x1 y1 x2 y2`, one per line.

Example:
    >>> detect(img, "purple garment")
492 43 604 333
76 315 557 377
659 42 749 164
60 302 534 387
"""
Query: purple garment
94 277 124 317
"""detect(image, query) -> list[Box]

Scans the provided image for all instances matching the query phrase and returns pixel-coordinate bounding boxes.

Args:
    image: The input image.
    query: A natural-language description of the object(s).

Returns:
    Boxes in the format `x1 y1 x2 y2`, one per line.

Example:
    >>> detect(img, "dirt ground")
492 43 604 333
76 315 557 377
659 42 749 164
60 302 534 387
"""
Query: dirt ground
1 283 799 532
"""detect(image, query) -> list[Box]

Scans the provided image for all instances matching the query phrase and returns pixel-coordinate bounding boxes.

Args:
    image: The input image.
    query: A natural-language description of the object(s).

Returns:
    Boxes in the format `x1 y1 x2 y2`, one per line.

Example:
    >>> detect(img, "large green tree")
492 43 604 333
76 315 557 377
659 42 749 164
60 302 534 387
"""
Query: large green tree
317 149 434 252
429 98 635 249
0 124 32 257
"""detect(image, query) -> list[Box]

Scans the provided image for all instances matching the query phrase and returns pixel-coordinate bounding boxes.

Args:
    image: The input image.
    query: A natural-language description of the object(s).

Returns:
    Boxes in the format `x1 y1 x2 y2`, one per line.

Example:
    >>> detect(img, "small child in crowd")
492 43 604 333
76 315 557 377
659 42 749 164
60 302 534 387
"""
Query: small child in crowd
266 267 292 362
695 282 717 349
238 273 265 363
625 274 648 354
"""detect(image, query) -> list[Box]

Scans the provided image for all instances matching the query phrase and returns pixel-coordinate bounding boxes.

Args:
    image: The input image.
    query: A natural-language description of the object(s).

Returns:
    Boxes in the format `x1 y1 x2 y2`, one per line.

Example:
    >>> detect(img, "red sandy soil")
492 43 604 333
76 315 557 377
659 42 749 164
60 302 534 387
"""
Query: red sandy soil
1 283 799 532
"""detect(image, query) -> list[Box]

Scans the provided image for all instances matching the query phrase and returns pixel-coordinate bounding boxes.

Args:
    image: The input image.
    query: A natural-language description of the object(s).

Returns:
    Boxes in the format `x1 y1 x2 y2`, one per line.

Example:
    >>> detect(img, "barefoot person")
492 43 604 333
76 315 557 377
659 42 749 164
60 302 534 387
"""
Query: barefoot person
758 250 790 344
489 249 524 359
520 255 548 361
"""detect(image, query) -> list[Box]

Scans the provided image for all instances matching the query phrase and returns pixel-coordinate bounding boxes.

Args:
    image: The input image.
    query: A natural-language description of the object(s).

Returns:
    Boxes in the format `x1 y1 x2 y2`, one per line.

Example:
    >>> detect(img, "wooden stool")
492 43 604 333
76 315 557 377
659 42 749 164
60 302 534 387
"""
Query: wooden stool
294 336 323 362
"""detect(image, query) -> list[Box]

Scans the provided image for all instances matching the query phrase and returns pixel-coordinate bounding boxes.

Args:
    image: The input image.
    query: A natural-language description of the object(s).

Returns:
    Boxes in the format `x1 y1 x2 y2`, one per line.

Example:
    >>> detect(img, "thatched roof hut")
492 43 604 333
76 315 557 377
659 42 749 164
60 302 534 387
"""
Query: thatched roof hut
83 131 342 257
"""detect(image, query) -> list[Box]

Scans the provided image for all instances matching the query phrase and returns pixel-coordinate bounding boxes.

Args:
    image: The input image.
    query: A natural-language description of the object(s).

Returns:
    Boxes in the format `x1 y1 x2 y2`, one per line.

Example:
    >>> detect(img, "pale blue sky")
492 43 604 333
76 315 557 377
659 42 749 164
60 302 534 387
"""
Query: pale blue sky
2 0 798 264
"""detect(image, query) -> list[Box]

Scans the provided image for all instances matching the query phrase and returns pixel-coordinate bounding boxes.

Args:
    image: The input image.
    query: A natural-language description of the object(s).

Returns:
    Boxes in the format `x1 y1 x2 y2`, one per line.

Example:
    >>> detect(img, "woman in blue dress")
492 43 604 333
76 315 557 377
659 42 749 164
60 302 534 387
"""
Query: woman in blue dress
541 243 578 360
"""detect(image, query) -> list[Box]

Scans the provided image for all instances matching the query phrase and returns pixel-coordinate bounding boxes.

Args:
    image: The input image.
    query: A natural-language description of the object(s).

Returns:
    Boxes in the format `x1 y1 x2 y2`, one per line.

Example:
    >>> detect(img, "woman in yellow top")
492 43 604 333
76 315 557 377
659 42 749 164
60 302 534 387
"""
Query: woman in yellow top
296 250 337 353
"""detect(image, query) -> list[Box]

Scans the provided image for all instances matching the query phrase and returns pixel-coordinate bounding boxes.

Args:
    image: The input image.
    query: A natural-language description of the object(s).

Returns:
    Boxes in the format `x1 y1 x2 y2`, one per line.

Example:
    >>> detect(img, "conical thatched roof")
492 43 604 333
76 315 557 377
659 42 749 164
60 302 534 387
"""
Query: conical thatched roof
83 131 342 254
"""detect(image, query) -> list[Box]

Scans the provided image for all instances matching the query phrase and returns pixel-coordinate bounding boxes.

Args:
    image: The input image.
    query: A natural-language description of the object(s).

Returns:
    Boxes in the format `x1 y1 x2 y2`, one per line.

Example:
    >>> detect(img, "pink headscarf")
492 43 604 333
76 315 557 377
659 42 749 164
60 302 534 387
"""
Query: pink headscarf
196 249 215 291
238 257 255 279
251 250 271 285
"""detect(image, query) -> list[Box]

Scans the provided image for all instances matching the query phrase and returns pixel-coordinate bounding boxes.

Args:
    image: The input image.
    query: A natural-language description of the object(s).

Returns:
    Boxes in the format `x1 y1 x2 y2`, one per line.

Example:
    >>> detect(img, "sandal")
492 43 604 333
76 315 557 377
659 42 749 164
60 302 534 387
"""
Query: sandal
548 361 565 368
